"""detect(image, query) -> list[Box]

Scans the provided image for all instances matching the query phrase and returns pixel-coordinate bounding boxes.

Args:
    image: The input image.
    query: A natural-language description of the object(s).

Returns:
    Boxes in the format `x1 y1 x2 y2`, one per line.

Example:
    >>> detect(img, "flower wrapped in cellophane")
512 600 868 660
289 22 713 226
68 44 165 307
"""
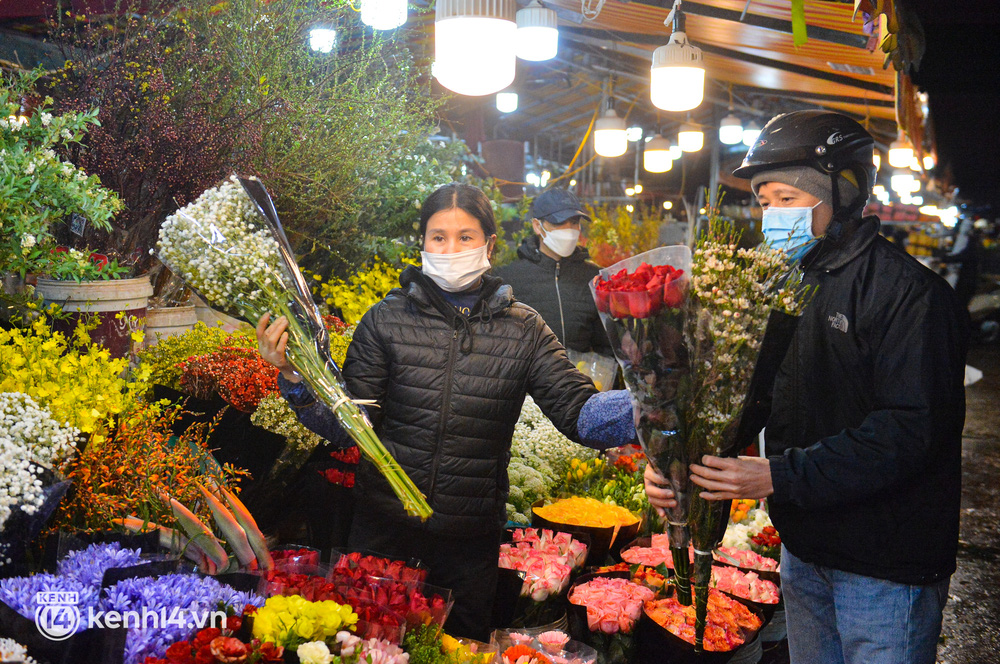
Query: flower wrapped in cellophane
156 175 431 520
589 245 694 605
591 224 810 652
683 221 809 650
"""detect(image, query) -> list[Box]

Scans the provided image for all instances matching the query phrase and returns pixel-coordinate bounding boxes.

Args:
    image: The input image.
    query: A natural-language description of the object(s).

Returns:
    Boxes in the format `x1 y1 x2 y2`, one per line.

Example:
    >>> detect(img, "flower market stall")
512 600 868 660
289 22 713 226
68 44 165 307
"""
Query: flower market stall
0 5 803 662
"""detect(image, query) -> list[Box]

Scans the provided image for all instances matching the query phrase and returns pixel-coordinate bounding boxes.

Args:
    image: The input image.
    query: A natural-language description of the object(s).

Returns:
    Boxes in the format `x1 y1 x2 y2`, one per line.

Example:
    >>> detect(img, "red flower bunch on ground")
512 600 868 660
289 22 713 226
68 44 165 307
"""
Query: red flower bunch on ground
593 262 686 319
322 468 356 487
750 526 780 549
331 447 361 464
329 553 449 641
142 622 284 664
177 346 279 411
333 551 428 585
612 448 646 473
271 548 321 567
264 569 342 602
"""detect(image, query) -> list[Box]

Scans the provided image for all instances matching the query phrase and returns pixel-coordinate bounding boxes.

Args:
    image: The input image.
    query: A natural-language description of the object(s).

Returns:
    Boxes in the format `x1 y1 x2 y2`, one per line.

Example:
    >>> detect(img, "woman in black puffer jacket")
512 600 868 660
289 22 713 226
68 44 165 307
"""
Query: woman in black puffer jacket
257 183 636 640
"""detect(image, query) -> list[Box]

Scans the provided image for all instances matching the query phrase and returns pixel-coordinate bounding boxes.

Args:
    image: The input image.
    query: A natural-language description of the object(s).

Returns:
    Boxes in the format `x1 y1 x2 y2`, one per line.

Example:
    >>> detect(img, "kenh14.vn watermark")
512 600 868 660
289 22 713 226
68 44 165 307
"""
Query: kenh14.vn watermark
34 591 227 641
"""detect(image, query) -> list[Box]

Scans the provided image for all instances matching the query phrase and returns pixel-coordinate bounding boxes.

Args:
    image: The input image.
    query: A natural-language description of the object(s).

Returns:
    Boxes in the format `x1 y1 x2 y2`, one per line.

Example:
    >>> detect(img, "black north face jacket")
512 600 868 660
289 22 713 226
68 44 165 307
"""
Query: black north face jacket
766 216 969 585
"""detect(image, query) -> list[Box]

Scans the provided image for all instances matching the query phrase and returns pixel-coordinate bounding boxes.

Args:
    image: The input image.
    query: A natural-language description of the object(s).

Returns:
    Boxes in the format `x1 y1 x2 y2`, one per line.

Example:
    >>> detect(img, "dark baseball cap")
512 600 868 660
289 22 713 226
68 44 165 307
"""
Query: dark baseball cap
530 189 592 225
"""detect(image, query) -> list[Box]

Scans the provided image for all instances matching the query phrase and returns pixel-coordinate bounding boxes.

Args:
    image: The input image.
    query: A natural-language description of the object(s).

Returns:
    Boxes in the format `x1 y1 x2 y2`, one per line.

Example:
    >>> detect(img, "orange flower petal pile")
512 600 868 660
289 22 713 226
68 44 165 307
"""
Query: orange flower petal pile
644 589 762 652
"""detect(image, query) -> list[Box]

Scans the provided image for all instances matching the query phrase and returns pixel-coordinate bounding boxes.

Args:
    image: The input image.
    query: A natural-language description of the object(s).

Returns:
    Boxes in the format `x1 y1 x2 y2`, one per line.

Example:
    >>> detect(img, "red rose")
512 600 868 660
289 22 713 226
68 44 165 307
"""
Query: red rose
192 627 222 650
194 645 215 664
164 641 194 664
210 636 249 663
225 615 243 634
256 642 284 662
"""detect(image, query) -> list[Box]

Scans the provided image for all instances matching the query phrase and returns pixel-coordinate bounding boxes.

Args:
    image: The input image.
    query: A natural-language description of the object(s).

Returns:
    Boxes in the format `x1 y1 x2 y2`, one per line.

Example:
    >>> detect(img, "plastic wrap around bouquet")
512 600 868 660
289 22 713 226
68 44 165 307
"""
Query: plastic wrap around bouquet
589 246 695 605
156 175 431 520
591 233 808 652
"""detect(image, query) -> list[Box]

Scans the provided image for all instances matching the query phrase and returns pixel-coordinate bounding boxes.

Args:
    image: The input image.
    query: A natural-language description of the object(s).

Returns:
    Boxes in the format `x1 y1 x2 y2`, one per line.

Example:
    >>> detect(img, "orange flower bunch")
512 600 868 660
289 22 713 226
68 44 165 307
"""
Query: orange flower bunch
55 402 246 533
502 644 552 664
178 346 279 412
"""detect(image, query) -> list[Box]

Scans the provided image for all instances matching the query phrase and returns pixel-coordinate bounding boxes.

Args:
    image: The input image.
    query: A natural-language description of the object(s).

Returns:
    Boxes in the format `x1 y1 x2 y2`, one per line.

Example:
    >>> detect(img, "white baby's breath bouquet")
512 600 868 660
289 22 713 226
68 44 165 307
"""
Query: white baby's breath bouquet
156 176 431 520
0 393 78 535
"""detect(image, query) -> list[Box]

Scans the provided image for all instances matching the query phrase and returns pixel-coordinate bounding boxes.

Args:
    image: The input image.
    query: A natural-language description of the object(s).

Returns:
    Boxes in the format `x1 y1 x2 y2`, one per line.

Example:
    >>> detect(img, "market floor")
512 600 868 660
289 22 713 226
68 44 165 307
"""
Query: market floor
937 341 1000 663
758 342 1000 664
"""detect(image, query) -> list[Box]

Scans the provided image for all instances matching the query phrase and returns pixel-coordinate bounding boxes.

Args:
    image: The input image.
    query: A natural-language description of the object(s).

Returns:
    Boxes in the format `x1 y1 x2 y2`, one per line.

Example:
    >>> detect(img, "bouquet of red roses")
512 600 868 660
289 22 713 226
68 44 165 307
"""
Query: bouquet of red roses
590 246 694 604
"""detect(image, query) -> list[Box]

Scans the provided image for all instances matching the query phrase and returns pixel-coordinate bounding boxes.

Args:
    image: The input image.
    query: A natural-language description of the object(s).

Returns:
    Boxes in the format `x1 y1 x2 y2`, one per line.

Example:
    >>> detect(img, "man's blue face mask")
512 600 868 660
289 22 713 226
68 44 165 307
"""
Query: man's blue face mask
762 203 821 261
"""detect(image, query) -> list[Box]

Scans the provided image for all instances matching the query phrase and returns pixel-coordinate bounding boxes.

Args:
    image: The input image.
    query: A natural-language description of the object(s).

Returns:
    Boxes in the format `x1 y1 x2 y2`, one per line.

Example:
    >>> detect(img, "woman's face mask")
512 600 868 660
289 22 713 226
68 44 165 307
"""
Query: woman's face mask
421 207 494 291
420 245 492 292
762 203 821 261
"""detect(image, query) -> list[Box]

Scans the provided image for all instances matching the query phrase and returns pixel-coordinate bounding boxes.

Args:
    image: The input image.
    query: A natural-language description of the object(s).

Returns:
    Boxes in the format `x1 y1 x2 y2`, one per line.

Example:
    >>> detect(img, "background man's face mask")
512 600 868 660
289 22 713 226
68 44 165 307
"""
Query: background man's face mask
421 245 491 292
762 203 821 261
539 225 581 258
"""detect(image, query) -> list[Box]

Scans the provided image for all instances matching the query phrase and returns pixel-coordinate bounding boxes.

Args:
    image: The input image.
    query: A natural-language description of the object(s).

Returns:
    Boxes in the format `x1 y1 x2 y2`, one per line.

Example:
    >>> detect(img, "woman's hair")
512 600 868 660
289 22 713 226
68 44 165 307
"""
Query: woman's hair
418 183 497 239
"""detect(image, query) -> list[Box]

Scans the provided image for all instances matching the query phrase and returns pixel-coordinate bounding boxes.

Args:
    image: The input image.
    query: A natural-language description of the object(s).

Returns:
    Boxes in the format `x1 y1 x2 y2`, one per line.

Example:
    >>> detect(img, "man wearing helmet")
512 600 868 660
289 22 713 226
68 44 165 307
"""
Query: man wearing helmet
645 111 969 664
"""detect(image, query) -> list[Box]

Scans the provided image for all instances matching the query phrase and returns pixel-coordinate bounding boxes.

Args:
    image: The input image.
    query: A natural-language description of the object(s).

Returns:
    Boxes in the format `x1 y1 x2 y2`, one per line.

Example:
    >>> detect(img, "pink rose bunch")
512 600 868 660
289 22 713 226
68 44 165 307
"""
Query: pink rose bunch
711 566 780 604
620 534 694 569
500 529 588 602
713 547 780 572
568 577 654 634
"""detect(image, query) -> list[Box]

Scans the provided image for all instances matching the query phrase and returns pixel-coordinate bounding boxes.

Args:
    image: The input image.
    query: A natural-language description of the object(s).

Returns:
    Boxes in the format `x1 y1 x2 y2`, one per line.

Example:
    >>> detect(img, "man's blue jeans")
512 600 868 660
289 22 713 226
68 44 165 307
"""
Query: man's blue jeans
781 545 950 664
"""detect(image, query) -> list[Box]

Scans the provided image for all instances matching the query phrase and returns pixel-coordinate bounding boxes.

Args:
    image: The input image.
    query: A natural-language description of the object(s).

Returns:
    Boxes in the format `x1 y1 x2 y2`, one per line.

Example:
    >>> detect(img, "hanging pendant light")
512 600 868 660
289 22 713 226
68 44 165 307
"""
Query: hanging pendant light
516 0 558 61
718 113 743 145
594 108 627 157
496 91 518 113
309 28 338 53
888 132 914 169
650 5 705 112
890 169 915 194
873 150 881 172
361 0 407 30
435 0 517 96
742 121 761 147
678 123 703 152
644 134 673 173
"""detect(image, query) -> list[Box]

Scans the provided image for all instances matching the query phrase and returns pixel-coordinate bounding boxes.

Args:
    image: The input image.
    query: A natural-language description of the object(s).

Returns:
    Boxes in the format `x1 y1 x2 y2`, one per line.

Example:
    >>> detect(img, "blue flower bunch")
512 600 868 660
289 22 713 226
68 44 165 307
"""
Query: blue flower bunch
57 542 143 589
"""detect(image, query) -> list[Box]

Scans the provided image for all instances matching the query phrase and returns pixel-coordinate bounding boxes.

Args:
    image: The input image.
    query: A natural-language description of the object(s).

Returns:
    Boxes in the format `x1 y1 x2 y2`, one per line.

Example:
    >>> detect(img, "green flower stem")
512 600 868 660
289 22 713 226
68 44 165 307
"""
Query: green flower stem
264 298 432 521
692 550 713 652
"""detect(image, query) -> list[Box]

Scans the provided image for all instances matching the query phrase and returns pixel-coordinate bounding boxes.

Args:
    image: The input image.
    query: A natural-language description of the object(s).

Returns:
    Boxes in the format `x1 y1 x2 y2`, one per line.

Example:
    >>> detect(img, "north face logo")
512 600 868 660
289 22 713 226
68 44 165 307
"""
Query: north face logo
828 313 849 333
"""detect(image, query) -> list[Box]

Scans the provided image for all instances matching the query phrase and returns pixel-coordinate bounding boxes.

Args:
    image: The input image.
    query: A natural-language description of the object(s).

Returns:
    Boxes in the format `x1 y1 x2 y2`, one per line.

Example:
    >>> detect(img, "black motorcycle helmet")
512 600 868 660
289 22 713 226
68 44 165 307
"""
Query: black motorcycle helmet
734 110 876 218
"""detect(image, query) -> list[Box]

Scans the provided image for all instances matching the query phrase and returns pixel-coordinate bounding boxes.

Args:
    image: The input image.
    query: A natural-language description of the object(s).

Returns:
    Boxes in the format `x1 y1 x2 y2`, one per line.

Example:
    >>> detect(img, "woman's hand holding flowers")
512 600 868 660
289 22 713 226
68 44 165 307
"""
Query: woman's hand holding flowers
257 313 301 382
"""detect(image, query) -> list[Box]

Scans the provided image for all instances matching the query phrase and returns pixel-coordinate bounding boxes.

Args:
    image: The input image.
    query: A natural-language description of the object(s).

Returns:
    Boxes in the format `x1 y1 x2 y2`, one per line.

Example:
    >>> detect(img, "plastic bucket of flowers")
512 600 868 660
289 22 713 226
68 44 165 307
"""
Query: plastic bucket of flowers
566 571 652 664
530 500 615 568
618 534 693 573
636 585 766 664
329 548 428 585
710 565 780 628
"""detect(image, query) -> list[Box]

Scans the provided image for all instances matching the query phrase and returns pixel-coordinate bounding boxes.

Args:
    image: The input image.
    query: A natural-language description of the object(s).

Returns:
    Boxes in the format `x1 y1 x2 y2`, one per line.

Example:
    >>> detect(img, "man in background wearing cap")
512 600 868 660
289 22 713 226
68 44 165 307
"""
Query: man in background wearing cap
495 189 611 356
644 111 968 664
